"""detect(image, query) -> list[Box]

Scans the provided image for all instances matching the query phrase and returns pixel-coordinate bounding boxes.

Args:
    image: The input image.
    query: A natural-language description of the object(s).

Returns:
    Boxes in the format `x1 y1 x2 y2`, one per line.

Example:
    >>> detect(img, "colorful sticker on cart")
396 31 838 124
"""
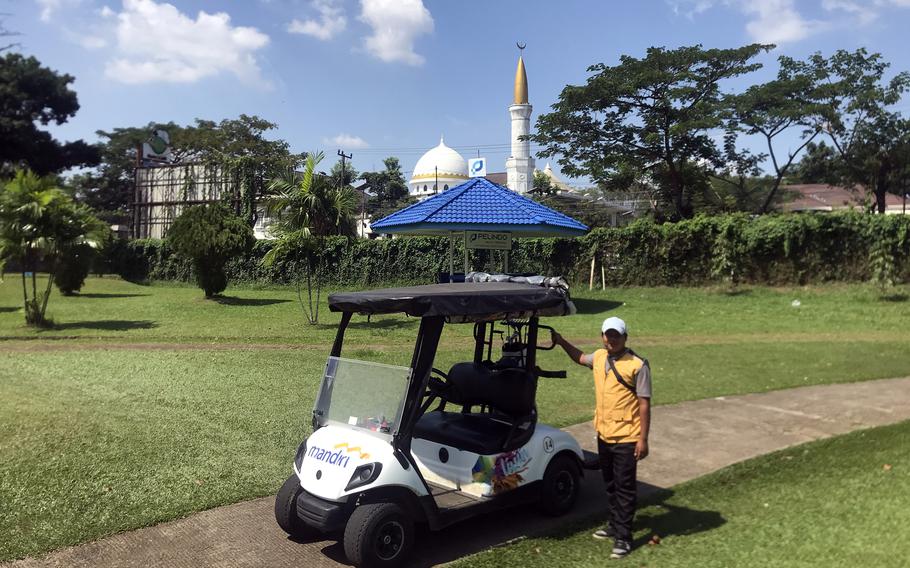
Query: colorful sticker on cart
472 448 532 494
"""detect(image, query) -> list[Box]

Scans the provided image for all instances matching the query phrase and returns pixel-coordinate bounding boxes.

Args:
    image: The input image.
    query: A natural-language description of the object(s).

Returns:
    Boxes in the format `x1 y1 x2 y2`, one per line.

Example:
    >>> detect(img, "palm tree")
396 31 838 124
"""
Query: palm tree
0 170 107 325
264 150 356 239
261 151 356 323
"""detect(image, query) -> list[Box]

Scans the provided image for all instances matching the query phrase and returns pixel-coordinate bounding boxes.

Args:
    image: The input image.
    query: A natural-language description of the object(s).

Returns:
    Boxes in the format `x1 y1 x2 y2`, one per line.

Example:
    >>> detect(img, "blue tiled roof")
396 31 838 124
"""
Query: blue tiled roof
371 178 588 237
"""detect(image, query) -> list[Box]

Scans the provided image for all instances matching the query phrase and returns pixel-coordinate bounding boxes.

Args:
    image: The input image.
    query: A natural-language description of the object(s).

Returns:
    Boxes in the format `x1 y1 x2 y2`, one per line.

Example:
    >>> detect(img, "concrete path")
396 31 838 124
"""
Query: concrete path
8 377 910 568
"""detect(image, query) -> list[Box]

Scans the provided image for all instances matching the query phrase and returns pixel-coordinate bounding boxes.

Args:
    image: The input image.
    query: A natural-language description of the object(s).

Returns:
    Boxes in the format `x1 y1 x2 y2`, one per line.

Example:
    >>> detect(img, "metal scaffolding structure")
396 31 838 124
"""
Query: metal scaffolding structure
131 163 271 239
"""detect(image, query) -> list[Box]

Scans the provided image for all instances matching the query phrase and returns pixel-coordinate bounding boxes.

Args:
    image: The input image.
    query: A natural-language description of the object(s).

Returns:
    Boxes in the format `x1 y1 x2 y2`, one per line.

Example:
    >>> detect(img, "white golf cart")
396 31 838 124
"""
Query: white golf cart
275 281 594 567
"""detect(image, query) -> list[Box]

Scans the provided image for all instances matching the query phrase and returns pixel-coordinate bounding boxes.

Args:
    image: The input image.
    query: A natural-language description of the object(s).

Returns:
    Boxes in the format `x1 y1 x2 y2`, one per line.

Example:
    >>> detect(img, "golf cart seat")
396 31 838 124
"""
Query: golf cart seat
414 363 538 455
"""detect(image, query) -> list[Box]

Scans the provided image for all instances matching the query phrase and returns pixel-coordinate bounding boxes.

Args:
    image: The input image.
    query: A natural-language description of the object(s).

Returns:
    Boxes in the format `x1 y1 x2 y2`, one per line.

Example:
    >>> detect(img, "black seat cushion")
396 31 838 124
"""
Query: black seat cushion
414 411 534 455
444 363 537 418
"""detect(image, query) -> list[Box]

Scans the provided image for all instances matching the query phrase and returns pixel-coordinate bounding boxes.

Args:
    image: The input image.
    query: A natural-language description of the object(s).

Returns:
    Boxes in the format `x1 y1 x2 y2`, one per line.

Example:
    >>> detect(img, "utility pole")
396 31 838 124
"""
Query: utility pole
337 149 355 234
435 166 438 195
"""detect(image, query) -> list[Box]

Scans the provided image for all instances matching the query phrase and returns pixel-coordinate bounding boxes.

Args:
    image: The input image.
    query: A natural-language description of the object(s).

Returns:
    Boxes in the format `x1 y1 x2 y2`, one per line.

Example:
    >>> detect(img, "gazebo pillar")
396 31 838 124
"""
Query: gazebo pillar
448 232 455 276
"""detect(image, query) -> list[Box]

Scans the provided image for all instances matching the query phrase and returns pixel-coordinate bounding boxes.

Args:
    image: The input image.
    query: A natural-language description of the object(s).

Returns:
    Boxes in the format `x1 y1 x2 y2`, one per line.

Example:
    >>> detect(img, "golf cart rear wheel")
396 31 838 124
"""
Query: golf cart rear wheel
344 503 414 567
275 474 314 539
540 455 580 516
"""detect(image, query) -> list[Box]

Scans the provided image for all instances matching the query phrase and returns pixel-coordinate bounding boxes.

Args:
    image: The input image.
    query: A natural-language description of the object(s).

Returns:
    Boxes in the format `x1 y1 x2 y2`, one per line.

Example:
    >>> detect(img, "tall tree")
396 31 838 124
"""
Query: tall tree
362 156 409 216
708 132 769 212
530 170 558 196
0 53 100 175
329 157 360 189
265 151 356 238
263 151 356 323
792 49 910 213
727 56 831 213
532 44 771 219
790 141 842 185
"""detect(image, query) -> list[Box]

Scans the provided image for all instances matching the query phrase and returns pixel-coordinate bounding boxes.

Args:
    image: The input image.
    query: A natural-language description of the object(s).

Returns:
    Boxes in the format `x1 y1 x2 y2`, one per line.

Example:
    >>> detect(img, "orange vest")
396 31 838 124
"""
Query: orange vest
592 349 644 443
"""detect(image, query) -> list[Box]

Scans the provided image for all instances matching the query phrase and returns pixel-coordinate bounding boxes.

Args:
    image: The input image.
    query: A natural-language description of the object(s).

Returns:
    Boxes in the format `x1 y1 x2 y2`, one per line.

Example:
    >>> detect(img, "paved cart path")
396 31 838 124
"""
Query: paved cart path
8 377 910 568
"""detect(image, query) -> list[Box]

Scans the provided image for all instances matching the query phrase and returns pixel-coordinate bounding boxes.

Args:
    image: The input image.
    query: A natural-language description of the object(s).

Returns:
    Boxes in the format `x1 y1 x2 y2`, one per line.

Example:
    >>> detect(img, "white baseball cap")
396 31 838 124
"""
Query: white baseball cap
601 316 627 335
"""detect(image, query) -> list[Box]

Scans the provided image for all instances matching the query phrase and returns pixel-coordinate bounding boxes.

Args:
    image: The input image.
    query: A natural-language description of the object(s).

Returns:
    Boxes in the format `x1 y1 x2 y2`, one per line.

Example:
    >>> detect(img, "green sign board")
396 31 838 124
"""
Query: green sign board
465 231 511 250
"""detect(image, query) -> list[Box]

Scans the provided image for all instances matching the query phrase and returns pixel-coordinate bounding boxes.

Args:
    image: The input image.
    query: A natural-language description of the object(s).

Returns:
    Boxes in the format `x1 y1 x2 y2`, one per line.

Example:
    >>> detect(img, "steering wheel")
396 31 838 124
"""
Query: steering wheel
427 367 450 396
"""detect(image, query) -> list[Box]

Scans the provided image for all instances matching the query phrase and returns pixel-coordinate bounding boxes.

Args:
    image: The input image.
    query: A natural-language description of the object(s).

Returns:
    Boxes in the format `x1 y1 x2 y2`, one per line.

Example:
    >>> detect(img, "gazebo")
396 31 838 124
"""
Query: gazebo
370 177 588 276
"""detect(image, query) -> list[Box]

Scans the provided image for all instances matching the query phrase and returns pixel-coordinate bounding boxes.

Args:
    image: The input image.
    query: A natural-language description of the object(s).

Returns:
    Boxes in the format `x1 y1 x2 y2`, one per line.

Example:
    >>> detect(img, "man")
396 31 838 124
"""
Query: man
552 316 651 559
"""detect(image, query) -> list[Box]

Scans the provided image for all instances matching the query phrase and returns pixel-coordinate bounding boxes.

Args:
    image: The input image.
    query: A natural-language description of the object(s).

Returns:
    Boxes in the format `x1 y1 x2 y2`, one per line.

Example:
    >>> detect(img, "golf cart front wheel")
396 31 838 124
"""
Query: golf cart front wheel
344 503 414 567
539 454 581 516
275 474 316 539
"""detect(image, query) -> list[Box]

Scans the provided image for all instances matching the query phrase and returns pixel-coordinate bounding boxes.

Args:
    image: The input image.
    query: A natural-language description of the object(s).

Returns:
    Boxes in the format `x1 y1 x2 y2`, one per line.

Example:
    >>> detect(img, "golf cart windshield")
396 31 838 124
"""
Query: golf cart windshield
313 357 413 436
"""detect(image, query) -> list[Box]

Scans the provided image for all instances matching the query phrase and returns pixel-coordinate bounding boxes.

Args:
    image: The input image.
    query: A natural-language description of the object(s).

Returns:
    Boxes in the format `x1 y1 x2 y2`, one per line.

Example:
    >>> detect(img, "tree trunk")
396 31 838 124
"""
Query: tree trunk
760 173 786 214
666 163 687 220
30 251 37 305
875 158 891 215
20 268 28 325
875 165 889 214
39 255 57 322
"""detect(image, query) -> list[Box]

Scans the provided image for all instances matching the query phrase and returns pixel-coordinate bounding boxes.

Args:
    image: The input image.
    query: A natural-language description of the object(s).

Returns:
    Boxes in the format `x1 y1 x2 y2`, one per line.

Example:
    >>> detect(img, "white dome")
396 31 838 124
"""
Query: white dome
411 137 468 181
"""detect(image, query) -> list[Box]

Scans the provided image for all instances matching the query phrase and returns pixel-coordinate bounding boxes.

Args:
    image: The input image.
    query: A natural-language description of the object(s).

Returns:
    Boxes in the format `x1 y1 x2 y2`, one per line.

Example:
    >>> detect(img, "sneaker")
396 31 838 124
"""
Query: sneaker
610 539 632 559
592 526 615 540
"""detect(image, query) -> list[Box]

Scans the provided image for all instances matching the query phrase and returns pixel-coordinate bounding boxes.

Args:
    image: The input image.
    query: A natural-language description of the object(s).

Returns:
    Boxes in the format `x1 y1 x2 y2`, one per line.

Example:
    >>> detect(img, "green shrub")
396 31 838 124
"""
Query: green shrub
113 212 910 288
166 205 254 297
55 244 94 295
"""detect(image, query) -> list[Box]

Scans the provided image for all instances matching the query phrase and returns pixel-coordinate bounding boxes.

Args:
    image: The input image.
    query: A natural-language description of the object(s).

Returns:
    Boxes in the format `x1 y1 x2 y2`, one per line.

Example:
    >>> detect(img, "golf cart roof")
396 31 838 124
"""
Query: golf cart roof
328 282 575 320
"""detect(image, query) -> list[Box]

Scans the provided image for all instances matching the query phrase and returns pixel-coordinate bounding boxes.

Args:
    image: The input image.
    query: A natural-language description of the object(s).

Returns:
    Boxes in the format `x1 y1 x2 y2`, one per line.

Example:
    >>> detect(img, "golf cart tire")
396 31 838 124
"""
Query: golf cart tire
275 474 315 539
344 502 414 568
539 454 581 516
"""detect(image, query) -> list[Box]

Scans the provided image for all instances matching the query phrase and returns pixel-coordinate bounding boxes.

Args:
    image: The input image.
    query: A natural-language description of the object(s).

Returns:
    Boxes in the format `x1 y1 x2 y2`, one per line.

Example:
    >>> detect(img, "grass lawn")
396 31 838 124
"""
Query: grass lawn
1 276 910 561
458 419 910 567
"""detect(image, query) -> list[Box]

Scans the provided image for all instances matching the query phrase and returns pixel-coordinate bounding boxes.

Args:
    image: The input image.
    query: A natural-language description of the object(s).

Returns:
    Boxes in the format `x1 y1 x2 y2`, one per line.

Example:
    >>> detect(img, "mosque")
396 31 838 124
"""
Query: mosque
407 52 568 198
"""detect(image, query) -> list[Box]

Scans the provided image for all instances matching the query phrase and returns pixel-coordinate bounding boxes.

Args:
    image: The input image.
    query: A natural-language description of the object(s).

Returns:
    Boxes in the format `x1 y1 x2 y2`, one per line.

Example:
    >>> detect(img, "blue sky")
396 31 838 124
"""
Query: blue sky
8 0 910 184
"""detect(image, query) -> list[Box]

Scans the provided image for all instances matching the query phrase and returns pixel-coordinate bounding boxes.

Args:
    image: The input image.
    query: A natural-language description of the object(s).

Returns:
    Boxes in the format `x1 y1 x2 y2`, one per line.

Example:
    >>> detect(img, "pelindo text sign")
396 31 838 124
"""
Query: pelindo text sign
466 231 511 250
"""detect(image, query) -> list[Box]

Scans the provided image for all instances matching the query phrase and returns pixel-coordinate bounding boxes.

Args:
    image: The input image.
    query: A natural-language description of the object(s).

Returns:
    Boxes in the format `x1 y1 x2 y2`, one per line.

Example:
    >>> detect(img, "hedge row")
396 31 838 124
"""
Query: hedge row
102 212 910 288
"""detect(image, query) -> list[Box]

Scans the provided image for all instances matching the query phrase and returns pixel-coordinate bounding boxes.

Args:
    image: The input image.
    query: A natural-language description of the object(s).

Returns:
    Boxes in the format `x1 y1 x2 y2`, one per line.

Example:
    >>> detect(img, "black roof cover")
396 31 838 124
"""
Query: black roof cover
328 282 573 319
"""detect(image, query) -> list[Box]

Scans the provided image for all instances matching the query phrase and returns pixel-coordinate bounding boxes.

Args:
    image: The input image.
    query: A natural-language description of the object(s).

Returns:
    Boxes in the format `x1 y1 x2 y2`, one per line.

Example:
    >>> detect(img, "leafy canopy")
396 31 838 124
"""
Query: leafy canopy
264 150 357 241
533 43 772 219
792 49 910 213
0 53 99 175
167 204 254 297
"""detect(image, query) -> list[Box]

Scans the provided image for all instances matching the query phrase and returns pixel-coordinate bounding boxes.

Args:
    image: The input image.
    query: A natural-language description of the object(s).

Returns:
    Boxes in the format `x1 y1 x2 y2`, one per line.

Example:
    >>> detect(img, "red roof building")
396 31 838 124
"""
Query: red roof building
779 184 908 214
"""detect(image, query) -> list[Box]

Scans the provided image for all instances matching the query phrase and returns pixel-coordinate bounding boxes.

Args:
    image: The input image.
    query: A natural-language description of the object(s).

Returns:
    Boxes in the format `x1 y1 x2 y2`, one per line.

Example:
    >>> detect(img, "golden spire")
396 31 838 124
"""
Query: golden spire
513 43 528 105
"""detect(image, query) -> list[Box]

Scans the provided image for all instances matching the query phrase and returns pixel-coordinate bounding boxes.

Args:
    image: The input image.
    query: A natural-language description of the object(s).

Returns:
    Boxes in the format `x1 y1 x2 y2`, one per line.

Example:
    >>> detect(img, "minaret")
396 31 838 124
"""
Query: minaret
506 45 535 194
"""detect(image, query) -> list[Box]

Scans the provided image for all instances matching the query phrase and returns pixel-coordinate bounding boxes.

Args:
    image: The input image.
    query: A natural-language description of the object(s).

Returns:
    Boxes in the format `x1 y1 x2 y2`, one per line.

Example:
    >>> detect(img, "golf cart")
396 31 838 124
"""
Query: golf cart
275 281 591 567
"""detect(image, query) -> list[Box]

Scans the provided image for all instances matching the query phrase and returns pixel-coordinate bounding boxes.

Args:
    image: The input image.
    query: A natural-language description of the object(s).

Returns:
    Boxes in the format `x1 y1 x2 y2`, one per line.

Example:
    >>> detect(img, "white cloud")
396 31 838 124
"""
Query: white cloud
667 0 715 18
100 5 115 18
36 0 74 21
668 0 823 44
822 0 879 24
324 133 370 149
741 0 817 44
76 34 107 49
288 0 346 40
359 0 433 66
103 0 270 85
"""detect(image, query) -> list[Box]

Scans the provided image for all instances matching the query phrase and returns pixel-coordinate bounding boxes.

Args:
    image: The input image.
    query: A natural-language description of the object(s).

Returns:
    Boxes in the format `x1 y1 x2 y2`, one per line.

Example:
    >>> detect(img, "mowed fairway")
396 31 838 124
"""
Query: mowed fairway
1 276 910 562
459 419 910 568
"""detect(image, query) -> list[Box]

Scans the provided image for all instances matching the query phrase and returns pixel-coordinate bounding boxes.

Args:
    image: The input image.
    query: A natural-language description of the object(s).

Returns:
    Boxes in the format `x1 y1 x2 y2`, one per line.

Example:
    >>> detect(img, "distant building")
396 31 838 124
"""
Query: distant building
779 184 908 214
408 51 535 197
132 162 281 240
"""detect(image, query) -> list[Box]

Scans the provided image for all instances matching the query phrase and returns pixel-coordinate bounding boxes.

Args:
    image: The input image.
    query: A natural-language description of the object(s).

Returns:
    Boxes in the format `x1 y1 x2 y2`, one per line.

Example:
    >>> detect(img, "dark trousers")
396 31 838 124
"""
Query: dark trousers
597 439 637 542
